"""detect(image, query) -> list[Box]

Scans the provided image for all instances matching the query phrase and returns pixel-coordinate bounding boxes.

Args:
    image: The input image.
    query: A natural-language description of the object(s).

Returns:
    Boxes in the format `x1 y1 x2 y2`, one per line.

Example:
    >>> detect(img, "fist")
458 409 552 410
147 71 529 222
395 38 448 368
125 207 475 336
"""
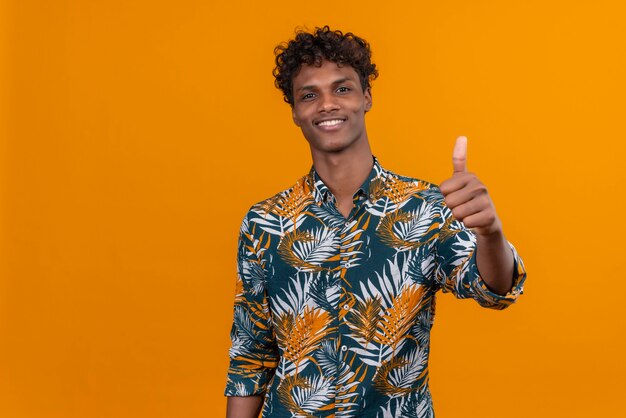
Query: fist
439 136 502 236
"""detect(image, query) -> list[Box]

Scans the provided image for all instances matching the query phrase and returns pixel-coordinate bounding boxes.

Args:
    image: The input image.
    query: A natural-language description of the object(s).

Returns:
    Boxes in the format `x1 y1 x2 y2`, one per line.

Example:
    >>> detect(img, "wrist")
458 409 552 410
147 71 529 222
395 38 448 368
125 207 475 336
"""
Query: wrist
475 218 504 241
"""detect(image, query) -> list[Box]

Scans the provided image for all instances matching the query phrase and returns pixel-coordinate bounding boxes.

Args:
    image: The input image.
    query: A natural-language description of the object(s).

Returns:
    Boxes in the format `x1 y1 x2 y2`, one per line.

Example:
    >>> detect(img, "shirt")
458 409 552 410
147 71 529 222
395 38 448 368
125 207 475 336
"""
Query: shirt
224 157 526 417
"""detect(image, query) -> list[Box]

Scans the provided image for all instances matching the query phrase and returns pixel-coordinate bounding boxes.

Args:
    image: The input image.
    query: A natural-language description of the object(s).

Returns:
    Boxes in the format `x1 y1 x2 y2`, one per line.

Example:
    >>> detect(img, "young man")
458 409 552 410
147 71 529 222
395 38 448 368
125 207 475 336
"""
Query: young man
225 26 526 418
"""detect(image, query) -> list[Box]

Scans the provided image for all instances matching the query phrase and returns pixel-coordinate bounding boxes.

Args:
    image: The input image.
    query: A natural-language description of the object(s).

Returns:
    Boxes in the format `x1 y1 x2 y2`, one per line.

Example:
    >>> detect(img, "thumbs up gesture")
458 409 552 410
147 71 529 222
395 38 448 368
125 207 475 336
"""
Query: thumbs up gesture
439 136 502 237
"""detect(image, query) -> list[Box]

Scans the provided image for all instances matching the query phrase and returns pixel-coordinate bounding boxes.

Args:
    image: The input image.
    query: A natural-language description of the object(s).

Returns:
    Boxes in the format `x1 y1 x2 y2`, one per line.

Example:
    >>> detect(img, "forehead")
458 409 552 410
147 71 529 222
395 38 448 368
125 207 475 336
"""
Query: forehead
292 60 360 89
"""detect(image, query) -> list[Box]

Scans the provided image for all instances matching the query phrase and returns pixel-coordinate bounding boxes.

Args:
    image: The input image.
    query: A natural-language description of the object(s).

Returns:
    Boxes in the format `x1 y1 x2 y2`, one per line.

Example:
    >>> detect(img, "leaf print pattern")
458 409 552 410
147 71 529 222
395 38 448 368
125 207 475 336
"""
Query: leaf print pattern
383 176 430 205
225 157 527 417
349 296 383 345
373 285 425 350
278 227 340 272
373 345 428 397
274 306 333 368
277 374 333 417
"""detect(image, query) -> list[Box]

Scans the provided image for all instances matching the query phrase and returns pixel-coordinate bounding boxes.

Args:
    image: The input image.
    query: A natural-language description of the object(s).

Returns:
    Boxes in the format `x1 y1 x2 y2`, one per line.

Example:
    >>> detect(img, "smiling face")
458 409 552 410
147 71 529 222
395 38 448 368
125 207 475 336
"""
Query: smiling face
291 59 372 156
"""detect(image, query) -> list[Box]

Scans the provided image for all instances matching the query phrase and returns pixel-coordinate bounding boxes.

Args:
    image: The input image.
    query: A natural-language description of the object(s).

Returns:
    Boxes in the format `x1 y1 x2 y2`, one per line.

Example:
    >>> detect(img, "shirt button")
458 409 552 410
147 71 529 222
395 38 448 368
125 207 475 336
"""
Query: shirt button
343 304 350 311
369 193 375 200
341 345 348 352
339 386 346 392
344 220 350 227
345 262 351 268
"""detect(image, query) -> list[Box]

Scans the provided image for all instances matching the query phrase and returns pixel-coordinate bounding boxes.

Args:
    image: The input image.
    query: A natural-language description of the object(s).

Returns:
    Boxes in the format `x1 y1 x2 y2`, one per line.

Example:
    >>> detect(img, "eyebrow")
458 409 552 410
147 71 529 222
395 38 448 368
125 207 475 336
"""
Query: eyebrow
297 77 355 92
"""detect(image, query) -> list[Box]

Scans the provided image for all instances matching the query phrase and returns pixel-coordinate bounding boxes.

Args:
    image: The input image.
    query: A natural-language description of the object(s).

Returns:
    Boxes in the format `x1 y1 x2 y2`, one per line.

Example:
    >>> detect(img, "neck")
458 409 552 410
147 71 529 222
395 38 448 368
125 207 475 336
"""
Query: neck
310 140 374 200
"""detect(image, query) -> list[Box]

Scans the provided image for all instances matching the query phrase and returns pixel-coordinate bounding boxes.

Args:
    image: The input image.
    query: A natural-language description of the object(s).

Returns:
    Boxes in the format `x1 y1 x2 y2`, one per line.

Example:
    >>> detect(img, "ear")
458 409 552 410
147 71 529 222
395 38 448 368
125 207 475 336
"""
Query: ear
364 87 373 112
292 107 301 127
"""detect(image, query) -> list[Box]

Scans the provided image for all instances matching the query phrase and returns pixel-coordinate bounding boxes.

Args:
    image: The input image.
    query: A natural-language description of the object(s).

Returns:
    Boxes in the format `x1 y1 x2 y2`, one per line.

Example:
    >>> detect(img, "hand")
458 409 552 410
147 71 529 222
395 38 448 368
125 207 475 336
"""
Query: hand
439 136 502 237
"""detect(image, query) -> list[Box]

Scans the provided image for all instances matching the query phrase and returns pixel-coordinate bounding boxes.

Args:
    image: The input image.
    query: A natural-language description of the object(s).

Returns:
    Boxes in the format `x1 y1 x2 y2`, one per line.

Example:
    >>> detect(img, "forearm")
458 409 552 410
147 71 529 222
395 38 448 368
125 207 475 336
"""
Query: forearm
475 227 515 296
226 395 264 418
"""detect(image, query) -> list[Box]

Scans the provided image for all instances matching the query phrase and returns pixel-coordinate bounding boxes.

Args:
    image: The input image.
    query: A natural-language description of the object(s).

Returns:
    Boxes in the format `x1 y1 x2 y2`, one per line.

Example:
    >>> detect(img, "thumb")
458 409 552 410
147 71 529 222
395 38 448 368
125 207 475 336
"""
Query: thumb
452 136 468 173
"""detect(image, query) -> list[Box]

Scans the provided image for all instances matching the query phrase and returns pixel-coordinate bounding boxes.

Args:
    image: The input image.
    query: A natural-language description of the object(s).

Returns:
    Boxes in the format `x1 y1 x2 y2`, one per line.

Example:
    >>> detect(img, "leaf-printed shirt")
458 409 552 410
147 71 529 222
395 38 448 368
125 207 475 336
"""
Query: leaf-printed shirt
225 157 526 418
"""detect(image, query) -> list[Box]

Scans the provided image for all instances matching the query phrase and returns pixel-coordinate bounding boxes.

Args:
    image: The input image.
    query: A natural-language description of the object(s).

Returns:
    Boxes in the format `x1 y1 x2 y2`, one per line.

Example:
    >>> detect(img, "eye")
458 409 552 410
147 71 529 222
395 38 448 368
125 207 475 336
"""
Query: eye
301 92 316 101
336 86 351 94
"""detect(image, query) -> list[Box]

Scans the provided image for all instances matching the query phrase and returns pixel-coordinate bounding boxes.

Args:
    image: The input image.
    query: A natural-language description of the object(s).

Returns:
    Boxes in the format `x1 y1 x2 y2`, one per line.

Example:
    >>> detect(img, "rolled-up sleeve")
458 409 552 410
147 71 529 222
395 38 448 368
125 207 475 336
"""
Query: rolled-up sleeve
224 213 279 396
434 196 527 310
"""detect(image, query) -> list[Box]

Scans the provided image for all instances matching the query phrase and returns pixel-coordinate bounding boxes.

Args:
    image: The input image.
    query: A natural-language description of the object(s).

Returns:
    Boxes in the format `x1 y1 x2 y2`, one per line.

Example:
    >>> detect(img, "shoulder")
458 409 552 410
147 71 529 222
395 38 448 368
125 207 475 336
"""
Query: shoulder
247 173 314 217
237 173 314 239
236 179 308 263
382 167 445 204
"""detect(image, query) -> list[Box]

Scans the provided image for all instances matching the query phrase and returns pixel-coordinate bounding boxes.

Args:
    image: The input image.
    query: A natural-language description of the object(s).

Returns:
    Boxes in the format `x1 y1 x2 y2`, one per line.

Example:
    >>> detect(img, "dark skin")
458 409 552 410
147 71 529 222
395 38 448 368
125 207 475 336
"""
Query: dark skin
290 58 375 220
226 61 514 417
439 136 514 295
226 396 263 418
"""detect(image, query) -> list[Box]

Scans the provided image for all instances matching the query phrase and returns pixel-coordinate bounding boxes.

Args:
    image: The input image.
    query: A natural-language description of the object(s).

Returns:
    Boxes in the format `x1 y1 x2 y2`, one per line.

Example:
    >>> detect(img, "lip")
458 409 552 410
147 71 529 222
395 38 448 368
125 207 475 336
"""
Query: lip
314 117 347 131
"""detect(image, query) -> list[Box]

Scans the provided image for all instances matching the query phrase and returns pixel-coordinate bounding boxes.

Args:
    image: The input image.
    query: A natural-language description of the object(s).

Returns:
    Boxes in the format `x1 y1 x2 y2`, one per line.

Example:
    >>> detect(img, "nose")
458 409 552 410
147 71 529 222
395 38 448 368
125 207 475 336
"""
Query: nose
317 92 339 113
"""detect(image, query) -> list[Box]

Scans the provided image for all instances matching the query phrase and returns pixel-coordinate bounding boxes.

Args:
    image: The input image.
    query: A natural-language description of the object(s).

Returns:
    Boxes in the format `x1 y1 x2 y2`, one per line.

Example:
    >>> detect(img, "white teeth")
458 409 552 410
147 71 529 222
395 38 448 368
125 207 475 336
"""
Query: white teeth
317 119 344 127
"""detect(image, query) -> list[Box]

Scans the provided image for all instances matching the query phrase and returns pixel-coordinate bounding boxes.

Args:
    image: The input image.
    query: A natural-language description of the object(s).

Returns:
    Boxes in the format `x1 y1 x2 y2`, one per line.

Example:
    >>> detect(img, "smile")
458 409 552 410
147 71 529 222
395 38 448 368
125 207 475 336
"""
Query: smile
315 118 346 127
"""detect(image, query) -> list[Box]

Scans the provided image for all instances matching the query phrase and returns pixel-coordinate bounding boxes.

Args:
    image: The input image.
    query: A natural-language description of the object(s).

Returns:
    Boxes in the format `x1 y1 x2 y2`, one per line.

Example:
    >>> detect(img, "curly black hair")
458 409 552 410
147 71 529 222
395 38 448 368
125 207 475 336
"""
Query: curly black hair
273 26 379 106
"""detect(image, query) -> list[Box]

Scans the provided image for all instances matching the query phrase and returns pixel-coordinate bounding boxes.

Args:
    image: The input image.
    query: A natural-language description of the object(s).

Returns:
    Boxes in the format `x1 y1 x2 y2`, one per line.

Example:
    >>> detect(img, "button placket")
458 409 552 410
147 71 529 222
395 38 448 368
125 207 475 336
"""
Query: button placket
336 205 355 404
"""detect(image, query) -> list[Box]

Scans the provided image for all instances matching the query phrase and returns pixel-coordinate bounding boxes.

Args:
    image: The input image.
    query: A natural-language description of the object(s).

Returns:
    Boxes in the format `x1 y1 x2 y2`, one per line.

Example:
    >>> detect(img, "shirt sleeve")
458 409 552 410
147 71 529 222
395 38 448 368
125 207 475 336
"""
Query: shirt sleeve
433 195 527 310
224 212 279 396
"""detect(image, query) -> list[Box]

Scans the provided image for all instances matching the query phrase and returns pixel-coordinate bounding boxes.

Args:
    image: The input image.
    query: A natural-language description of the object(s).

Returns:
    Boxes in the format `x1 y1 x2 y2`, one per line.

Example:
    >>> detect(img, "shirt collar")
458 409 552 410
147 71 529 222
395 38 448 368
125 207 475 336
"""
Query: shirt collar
307 156 389 204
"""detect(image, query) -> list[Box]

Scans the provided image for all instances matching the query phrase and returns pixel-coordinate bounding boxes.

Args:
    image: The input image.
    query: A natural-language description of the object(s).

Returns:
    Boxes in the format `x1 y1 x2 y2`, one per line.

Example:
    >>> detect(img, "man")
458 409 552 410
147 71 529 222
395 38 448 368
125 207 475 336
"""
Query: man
225 26 526 418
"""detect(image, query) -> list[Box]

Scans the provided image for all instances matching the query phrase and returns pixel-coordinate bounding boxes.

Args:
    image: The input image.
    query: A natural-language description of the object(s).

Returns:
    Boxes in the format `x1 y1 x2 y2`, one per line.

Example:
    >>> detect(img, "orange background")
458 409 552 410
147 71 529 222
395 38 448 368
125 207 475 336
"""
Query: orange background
1 1 625 417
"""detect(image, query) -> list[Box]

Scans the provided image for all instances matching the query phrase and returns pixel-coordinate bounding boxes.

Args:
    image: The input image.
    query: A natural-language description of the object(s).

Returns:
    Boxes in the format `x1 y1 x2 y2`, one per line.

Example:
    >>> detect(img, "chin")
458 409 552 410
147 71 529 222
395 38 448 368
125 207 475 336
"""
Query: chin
311 141 353 154
307 135 356 152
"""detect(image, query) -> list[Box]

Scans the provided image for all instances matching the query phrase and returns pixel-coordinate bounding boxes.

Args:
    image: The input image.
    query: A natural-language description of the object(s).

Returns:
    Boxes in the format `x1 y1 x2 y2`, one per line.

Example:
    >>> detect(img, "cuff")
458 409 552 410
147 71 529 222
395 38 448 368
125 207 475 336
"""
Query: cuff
469 242 527 310
224 366 276 397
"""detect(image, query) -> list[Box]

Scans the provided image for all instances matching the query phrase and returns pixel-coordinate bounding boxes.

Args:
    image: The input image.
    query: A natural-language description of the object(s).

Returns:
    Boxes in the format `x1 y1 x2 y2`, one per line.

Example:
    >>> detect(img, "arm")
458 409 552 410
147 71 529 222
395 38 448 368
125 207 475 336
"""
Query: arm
475 226 514 295
226 395 264 418
433 198 525 309
440 136 515 295
437 136 525 305
224 213 279 412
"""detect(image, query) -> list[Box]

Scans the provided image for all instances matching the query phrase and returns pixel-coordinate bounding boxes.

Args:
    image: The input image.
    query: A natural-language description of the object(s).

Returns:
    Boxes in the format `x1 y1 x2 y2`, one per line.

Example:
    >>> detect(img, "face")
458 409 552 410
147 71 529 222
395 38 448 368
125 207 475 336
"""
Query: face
291 59 372 155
